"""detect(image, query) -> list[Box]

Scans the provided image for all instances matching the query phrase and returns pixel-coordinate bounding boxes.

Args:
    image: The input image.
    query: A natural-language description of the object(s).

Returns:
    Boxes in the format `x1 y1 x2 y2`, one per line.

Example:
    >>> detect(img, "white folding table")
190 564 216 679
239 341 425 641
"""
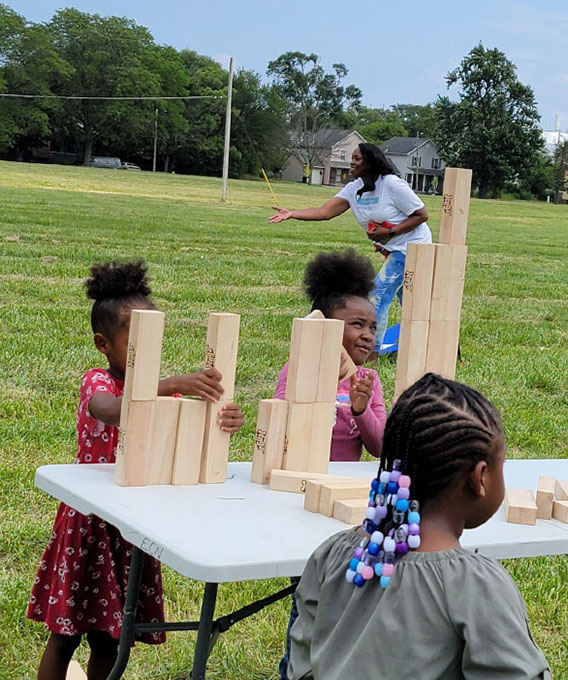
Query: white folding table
35 459 568 679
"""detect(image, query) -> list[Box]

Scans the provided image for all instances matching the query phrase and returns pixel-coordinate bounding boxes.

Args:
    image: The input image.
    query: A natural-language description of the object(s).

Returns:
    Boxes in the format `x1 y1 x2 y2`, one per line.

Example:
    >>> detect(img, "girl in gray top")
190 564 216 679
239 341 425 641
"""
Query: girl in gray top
288 373 551 680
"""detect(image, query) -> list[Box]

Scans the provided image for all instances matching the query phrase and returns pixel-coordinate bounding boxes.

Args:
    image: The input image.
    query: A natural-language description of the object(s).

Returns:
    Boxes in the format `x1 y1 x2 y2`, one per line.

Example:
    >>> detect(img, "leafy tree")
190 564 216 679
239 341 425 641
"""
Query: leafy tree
48 9 162 164
433 44 543 198
0 4 69 155
390 103 436 138
267 52 361 178
340 106 407 145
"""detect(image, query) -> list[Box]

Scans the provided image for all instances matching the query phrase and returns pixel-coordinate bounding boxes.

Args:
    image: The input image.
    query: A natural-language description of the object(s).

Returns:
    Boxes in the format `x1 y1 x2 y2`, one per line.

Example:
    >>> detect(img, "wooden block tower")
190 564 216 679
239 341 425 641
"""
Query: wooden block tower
115 310 239 487
395 167 472 397
250 312 345 484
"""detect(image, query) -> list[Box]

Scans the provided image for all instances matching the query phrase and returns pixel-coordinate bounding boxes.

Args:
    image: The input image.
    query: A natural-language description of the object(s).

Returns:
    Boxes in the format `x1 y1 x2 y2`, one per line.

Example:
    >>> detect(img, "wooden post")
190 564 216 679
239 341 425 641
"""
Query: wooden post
123 310 165 401
146 397 180 485
439 167 472 246
115 399 155 486
250 399 289 484
221 57 234 202
172 398 207 485
285 318 325 403
199 400 231 484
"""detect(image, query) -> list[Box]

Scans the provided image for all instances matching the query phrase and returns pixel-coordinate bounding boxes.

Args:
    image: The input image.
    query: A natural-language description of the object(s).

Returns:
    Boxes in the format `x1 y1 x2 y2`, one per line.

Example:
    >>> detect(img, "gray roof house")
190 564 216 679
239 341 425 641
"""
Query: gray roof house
380 137 445 194
281 129 365 186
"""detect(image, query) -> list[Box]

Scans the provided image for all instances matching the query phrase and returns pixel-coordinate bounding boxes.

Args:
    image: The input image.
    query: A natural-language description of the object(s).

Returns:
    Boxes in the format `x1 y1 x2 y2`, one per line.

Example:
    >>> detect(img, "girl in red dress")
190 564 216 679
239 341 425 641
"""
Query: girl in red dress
28 260 244 680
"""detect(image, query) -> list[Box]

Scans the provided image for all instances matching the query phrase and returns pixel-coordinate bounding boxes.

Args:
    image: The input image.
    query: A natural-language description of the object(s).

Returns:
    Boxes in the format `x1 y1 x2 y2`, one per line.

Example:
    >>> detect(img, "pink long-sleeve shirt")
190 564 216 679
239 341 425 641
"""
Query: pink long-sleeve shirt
274 363 386 462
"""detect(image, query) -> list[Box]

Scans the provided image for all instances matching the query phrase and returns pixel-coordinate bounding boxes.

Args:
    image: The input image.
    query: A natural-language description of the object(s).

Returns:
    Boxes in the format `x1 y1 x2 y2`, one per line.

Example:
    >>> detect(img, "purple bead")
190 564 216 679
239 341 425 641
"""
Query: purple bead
390 470 402 483
409 523 420 535
397 487 410 500
396 541 409 555
400 523 409 535
353 547 364 559
374 505 387 522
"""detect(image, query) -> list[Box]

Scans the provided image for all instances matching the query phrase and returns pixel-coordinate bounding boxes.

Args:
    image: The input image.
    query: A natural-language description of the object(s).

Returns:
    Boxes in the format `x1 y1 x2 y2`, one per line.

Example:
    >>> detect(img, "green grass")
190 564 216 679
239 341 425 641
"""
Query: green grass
1 161 567 678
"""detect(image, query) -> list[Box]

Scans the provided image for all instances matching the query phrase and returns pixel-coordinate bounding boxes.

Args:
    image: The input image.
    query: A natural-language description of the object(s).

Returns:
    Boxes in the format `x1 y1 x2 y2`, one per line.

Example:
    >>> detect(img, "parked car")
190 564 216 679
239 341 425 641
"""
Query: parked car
121 162 141 171
90 156 122 169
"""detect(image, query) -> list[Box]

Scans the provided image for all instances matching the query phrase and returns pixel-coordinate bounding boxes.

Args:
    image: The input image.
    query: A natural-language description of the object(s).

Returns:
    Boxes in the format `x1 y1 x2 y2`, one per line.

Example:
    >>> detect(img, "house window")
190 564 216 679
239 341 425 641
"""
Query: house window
411 155 422 167
339 148 346 160
431 158 440 169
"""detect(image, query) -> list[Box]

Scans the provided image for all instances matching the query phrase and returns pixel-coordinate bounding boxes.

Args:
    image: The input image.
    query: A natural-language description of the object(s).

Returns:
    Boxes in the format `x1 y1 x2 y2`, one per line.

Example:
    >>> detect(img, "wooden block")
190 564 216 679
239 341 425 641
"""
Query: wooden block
333 498 369 525
395 319 429 397
283 402 336 473
429 245 468 322
555 479 568 500
319 481 371 517
536 476 555 520
304 309 356 383
316 319 344 402
250 399 289 484
286 318 325 403
115 400 155 486
145 397 180 485
199 400 231 484
172 398 207 485
401 243 435 321
425 319 461 379
304 477 370 513
552 500 568 523
269 469 337 493
439 167 472 246
66 660 87 680
123 309 165 401
504 488 537 525
204 313 240 400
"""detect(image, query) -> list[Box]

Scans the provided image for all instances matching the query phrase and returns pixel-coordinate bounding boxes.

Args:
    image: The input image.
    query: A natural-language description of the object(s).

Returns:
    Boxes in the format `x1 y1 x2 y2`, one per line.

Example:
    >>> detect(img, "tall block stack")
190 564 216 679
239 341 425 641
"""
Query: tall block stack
395 167 472 398
250 313 344 484
115 310 240 487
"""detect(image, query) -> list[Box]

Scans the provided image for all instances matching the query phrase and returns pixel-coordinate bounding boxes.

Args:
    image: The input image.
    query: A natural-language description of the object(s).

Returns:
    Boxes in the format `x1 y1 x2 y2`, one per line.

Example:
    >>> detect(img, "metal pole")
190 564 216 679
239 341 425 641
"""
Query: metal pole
152 107 158 172
221 57 234 201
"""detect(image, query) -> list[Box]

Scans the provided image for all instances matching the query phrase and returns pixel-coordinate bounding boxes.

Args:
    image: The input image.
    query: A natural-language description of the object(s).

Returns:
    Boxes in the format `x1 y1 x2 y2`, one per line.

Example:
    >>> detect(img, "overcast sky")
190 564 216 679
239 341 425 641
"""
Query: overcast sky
12 0 568 131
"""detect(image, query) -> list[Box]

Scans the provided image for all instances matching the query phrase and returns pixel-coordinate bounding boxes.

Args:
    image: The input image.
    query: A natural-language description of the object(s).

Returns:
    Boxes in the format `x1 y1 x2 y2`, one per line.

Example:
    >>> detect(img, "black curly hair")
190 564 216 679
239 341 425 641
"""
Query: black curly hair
85 260 155 338
357 142 396 198
303 248 376 318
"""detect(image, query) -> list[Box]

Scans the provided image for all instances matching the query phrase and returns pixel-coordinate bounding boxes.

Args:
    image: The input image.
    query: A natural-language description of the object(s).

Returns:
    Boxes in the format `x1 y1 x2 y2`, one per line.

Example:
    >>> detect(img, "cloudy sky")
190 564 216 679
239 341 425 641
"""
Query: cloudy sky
13 0 568 131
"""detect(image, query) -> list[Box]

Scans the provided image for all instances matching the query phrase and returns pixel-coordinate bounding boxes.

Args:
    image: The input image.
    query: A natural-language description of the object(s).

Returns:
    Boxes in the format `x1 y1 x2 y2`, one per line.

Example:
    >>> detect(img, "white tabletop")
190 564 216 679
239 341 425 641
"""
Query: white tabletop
35 459 568 583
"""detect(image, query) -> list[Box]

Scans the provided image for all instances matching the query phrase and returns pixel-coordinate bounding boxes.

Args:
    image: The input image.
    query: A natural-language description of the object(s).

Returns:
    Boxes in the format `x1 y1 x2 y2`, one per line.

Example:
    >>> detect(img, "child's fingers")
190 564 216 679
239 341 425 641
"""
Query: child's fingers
202 367 223 381
217 403 244 433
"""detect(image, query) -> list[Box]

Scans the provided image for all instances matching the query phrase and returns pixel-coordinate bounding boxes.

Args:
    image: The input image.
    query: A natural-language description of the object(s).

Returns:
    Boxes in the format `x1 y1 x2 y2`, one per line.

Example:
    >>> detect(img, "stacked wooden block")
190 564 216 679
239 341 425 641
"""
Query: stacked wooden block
250 313 349 484
395 168 472 397
115 310 239 486
505 478 568 525
269 470 371 524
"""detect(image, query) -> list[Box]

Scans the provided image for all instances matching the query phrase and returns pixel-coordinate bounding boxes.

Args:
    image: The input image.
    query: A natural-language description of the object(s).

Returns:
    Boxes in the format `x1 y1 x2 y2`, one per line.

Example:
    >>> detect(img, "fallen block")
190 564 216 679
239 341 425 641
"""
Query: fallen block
555 479 568 501
172 398 207 485
319 481 371 517
552 500 568 523
304 477 369 513
269 469 336 494
250 399 289 484
536 476 556 520
333 498 369 525
504 488 537 525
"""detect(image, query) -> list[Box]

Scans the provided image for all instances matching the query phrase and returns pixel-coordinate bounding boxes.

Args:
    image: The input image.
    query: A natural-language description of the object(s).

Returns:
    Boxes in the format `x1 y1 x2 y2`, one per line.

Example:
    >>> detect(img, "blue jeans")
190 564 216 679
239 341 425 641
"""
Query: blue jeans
278 577 300 680
370 250 405 352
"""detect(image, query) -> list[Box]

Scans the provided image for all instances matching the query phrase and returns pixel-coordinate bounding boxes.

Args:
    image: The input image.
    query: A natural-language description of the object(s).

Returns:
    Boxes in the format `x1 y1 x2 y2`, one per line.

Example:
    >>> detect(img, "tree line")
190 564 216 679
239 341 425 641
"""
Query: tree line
1 4 566 199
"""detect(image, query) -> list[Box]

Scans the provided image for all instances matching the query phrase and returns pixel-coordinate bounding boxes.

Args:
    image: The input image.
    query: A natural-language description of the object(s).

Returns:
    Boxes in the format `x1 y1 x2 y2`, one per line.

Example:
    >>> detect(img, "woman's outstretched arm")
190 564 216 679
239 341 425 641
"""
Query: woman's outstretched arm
269 197 350 223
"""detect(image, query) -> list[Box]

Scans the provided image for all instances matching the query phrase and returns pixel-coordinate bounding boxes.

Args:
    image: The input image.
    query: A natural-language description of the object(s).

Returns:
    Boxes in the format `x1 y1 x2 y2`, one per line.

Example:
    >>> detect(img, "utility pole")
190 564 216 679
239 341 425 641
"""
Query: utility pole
152 108 158 172
221 57 234 201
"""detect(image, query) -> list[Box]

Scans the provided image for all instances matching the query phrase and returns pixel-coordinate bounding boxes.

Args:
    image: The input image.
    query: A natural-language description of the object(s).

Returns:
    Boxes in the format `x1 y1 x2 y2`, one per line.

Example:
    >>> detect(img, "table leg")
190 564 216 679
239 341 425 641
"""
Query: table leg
106 547 145 680
190 582 218 680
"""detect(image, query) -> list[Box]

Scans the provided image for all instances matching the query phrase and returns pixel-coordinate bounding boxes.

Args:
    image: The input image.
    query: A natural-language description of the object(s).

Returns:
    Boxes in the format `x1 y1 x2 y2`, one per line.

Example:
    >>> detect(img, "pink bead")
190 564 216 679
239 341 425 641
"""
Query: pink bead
397 487 410 500
362 565 374 580
382 563 395 577
398 475 411 488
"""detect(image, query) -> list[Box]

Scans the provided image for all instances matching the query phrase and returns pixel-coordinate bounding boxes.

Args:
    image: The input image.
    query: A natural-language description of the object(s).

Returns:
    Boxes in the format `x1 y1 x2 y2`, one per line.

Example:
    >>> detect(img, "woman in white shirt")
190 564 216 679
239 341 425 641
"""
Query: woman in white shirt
270 143 431 360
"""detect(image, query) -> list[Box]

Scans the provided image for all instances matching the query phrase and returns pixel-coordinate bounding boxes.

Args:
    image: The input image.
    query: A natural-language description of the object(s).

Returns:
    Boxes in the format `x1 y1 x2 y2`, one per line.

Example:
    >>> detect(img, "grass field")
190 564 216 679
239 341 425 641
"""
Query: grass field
1 160 567 679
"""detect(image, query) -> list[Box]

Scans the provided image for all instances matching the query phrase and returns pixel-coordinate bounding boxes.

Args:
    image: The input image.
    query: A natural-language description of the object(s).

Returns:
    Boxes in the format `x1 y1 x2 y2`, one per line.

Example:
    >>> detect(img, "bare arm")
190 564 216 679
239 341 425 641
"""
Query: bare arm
269 197 349 223
89 392 122 427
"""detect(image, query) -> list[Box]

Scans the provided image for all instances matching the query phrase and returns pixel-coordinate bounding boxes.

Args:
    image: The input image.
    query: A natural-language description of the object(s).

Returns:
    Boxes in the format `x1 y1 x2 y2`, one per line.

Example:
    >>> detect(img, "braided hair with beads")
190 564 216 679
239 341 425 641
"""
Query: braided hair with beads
346 372 503 588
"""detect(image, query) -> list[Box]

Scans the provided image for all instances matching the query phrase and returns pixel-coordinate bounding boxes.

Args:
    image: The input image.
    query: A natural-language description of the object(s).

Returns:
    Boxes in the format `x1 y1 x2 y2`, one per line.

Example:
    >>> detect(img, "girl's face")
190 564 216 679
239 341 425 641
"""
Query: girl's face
350 147 367 179
330 296 376 365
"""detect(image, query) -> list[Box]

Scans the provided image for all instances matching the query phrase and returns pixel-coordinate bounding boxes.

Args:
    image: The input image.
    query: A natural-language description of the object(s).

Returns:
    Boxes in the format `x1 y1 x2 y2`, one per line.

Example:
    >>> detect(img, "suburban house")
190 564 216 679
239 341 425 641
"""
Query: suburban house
281 129 365 186
380 137 445 193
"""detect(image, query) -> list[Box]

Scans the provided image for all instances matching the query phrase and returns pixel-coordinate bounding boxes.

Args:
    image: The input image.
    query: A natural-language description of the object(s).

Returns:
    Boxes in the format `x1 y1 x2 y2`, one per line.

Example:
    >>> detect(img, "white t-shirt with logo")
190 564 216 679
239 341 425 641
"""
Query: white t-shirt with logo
335 174 432 254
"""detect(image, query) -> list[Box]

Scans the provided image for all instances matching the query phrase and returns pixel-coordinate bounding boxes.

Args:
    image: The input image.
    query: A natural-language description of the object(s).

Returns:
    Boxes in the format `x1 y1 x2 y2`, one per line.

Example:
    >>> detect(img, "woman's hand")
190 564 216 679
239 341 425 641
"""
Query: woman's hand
367 224 394 244
217 402 244 434
269 206 293 223
350 371 373 416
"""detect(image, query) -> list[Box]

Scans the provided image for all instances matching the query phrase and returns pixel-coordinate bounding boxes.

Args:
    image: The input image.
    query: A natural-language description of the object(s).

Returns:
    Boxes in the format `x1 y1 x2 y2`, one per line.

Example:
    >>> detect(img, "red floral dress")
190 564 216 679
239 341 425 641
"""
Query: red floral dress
27 369 165 643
